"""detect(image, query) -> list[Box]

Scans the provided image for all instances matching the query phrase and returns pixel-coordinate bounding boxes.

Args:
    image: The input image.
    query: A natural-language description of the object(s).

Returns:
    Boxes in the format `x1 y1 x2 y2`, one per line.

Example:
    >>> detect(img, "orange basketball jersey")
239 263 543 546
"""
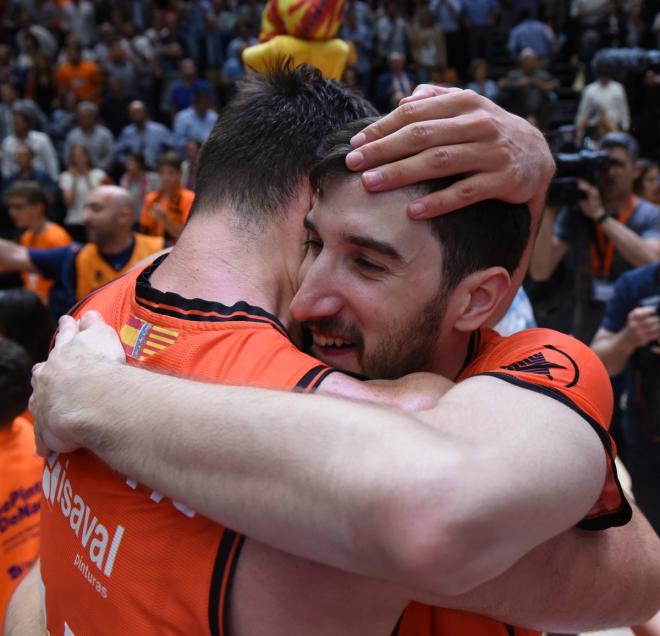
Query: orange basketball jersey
396 327 631 636
39 256 334 635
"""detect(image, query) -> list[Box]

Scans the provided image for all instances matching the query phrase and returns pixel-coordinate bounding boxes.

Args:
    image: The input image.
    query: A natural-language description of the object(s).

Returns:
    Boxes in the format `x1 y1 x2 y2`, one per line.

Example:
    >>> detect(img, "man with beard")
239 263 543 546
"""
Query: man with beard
22 112 660 636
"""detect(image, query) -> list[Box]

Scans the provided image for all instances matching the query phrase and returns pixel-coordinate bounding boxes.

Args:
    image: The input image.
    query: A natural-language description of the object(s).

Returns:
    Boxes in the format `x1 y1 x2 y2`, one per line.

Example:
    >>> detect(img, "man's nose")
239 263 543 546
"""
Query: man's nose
290 265 343 323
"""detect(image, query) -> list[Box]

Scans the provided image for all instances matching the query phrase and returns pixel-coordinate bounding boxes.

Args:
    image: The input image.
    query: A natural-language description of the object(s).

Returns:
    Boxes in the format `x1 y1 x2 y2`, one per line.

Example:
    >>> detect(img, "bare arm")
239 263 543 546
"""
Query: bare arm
0 238 38 273
592 307 660 375
528 205 568 281
3 560 46 636
433 505 660 631
599 217 660 268
32 315 606 597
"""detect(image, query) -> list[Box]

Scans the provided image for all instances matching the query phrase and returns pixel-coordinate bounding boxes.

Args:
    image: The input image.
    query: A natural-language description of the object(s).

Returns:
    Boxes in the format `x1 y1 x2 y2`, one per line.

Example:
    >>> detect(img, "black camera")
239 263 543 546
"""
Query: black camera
547 150 614 207
592 48 660 80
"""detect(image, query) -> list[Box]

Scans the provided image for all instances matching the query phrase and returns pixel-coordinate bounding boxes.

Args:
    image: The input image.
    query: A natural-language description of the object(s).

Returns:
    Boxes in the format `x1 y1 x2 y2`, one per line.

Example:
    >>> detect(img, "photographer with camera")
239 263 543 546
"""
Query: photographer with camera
530 132 660 342
591 260 660 537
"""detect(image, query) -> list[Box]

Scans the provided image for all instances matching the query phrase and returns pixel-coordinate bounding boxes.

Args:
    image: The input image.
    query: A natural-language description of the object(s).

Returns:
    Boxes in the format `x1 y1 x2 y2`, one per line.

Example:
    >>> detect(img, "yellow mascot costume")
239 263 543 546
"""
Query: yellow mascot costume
242 0 350 80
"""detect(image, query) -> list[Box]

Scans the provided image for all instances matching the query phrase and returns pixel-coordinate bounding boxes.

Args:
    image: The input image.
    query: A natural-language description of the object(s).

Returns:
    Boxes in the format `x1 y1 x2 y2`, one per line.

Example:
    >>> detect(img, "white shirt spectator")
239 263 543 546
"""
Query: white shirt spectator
64 124 115 172
575 79 630 131
59 168 107 225
2 130 59 179
60 1 96 47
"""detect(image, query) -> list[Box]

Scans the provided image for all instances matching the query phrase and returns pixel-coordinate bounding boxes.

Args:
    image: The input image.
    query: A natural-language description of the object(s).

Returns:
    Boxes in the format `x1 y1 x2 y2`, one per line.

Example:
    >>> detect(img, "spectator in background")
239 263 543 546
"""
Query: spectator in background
60 0 97 48
199 11 225 83
376 1 408 61
575 62 630 144
120 153 161 226
462 0 498 63
24 53 57 115
0 81 48 141
140 151 194 243
168 58 211 115
114 100 174 171
591 260 660 536
5 181 72 304
64 101 115 173
92 23 119 66
99 76 132 137
507 9 557 61
0 288 54 364
409 6 447 84
102 40 139 98
181 140 200 191
466 58 499 102
341 3 374 95
173 85 218 152
530 132 660 342
0 186 165 318
2 105 58 180
430 0 464 77
59 145 109 241
0 339 42 630
3 144 59 204
54 37 103 104
635 160 660 206
499 48 557 128
375 52 415 113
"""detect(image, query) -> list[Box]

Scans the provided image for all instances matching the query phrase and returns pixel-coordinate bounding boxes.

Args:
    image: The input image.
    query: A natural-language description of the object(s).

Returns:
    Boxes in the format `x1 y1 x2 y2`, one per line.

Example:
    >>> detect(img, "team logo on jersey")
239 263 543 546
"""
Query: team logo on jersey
501 344 580 387
119 316 178 361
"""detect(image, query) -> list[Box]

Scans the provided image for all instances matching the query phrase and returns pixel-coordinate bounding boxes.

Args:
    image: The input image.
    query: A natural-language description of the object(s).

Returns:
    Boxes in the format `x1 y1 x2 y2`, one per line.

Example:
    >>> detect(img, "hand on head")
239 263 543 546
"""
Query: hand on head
345 85 555 221
30 311 125 457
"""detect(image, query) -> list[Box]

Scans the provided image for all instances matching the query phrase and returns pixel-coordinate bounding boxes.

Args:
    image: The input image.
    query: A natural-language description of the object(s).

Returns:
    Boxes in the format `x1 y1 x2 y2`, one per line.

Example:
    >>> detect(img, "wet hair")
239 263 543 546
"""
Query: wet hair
4 180 49 209
0 339 33 428
0 288 54 363
190 61 378 226
310 118 531 291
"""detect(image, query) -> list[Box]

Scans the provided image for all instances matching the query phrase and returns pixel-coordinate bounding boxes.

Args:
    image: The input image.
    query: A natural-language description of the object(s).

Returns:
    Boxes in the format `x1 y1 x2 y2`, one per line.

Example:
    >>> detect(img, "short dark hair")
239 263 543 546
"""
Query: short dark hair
598 132 639 162
0 289 54 363
158 150 182 171
310 119 531 290
191 62 378 225
0 339 32 429
4 180 49 209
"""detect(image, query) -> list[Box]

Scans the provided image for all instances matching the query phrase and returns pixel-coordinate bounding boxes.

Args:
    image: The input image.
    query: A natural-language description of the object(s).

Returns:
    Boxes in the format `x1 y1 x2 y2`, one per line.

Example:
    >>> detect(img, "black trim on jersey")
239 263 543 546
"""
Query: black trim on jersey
136 255 290 338
505 624 515 636
456 330 480 379
209 530 239 636
294 364 338 391
220 534 245 636
390 613 403 636
478 371 633 529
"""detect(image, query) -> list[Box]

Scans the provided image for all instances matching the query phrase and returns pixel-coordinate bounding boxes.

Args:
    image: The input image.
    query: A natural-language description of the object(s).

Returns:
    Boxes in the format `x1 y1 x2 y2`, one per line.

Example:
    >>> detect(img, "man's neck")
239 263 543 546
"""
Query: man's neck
28 218 48 236
430 329 474 380
97 232 133 255
602 192 632 214
150 214 300 332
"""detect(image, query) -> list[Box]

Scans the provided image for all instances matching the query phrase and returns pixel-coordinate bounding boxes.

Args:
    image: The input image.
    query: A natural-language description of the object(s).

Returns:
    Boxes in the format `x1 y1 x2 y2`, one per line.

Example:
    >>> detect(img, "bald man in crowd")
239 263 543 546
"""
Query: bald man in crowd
0 185 164 317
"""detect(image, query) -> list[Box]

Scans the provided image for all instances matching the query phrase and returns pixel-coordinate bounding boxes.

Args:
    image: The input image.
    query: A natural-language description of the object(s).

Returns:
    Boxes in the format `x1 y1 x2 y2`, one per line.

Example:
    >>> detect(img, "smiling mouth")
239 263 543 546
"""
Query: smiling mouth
311 332 356 349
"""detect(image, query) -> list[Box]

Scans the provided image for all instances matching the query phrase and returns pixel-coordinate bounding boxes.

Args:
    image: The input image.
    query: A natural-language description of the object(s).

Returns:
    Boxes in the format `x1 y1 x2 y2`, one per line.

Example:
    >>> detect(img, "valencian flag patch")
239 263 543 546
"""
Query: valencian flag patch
120 316 178 361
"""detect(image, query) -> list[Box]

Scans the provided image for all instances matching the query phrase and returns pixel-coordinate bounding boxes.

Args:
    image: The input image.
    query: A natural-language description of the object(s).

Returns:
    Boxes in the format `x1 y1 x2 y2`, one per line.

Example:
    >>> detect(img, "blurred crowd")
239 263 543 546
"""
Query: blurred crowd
0 0 659 618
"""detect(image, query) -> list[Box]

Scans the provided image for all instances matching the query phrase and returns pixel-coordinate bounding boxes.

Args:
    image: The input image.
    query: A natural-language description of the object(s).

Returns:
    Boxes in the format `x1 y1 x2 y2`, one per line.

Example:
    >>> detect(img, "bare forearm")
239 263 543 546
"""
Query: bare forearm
0 239 36 273
70 361 464 592
591 330 636 375
434 506 660 632
529 210 562 281
4 560 46 636
601 217 658 268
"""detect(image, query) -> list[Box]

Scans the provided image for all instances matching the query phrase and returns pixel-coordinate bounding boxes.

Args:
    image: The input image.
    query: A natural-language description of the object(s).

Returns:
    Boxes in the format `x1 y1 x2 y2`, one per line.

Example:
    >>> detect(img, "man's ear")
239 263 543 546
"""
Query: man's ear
452 267 512 332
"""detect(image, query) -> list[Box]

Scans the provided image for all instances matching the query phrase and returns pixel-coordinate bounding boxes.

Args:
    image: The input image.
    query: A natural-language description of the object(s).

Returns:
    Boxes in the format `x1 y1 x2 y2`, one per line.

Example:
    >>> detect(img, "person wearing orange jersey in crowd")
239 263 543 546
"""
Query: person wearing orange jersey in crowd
140 151 194 244
0 339 42 629
54 37 102 104
0 185 163 318
4 181 72 304
20 75 660 636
